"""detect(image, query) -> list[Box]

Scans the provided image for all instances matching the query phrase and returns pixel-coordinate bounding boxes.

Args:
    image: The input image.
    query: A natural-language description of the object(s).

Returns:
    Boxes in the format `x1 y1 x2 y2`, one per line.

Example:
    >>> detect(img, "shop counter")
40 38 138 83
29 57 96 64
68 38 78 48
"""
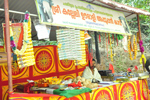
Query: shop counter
9 79 149 100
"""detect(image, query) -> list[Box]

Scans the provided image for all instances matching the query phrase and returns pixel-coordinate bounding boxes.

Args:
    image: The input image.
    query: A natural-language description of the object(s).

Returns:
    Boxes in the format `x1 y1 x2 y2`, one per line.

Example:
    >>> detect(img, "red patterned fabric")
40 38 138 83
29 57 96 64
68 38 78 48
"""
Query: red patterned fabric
0 45 89 100
9 80 150 100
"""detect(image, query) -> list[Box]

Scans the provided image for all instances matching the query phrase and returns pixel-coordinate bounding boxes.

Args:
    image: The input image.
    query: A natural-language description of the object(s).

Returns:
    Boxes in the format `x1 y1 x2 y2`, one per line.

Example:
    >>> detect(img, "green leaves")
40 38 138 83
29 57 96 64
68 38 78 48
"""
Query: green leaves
113 0 150 37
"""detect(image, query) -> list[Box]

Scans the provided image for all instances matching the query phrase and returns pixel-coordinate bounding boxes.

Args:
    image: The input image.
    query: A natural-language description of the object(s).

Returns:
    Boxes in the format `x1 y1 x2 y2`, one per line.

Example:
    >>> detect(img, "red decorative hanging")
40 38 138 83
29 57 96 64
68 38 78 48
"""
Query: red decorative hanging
116 34 118 46
99 34 101 43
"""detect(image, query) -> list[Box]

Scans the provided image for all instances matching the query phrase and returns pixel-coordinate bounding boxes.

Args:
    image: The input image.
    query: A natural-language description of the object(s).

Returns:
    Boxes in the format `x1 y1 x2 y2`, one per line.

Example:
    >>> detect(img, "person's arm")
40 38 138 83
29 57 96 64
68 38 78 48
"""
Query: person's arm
94 68 102 82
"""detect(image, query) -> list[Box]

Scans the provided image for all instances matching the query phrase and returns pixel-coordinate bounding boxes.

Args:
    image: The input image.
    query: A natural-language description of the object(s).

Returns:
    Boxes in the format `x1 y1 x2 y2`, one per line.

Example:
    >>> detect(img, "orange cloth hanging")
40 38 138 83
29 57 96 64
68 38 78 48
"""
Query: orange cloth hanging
109 63 114 73
17 27 24 50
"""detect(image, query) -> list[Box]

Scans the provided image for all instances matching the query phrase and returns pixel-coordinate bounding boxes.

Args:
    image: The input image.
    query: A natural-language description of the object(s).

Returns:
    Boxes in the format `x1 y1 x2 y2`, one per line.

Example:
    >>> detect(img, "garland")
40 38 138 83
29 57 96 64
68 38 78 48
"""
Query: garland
128 35 137 60
139 40 145 67
109 34 113 61
10 12 30 55
139 40 144 53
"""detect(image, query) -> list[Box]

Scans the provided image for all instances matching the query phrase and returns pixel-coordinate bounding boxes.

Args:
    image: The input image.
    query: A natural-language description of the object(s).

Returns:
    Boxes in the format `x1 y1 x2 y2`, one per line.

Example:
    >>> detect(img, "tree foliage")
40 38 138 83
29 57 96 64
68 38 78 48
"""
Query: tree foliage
113 0 150 33
113 0 150 49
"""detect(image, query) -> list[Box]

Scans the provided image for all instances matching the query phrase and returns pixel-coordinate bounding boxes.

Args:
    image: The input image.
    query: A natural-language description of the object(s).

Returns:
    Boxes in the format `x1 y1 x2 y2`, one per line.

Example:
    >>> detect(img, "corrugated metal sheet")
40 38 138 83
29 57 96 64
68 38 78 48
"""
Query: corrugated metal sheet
0 0 38 38
0 0 37 19
0 0 37 14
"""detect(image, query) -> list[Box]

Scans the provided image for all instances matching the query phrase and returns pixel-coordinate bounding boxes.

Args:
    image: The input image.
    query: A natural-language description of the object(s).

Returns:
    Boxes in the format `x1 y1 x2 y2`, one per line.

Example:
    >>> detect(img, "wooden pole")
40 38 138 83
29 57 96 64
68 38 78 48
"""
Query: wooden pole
137 14 145 71
4 0 13 94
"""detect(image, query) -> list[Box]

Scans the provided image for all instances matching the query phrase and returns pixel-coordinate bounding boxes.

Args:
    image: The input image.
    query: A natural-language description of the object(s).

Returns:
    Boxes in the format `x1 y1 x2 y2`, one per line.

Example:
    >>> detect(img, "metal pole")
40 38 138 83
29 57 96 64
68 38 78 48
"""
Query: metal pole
137 14 145 71
4 0 13 94
0 8 37 17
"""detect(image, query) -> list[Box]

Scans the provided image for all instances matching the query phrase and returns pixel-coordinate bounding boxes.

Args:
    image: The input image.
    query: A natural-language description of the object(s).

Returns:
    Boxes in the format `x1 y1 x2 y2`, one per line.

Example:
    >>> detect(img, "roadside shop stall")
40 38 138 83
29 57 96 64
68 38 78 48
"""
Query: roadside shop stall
0 0 150 100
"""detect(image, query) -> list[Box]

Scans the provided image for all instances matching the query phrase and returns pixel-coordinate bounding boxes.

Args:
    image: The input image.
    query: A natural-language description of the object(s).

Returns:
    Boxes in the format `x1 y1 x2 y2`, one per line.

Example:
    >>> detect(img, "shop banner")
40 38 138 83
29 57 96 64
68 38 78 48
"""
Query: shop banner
35 0 132 35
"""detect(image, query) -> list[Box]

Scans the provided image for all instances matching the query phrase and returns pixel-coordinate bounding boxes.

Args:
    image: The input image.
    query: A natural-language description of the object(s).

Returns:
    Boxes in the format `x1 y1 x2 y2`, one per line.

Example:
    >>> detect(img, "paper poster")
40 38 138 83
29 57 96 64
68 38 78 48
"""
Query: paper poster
34 19 51 40
122 35 128 51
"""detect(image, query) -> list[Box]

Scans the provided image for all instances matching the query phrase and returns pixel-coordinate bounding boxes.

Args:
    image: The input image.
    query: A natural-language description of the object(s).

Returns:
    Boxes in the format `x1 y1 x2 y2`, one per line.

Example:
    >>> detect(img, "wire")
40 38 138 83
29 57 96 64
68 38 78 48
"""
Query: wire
0 8 37 17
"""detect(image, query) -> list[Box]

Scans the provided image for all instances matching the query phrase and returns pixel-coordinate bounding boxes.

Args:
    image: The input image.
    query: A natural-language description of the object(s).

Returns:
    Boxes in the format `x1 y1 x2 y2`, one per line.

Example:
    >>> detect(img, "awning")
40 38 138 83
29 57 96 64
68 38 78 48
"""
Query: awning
0 0 150 20
81 0 150 20
0 0 150 37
